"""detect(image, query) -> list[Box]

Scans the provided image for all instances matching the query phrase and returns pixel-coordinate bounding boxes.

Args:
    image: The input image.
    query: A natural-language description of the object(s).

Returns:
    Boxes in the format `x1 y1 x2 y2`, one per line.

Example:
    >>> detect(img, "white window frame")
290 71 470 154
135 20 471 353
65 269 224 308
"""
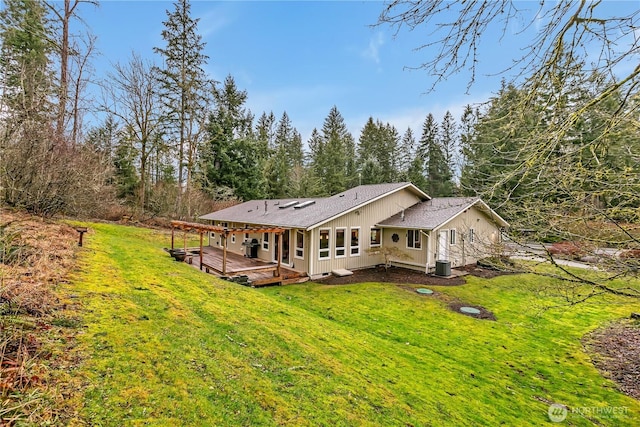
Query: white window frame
295 230 304 259
469 228 475 244
370 227 382 247
350 227 360 256
231 234 236 244
407 229 422 250
335 227 346 258
262 232 269 251
319 228 331 260
450 229 457 245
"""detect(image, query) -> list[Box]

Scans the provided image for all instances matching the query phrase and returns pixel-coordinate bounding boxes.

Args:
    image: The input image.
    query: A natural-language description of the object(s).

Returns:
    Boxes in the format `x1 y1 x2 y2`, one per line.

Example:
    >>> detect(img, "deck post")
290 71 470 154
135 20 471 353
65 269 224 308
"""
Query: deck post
171 227 175 250
276 231 282 278
222 233 228 274
199 231 203 270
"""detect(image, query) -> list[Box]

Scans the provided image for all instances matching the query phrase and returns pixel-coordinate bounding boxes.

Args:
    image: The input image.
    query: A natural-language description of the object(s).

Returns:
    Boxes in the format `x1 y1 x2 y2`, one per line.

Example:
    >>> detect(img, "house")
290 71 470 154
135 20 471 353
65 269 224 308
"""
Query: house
199 182 509 279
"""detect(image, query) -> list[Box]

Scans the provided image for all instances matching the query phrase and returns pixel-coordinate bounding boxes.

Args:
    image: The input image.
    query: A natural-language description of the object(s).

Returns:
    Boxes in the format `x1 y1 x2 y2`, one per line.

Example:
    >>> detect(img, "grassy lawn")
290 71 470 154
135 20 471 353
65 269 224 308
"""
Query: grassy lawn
63 222 640 426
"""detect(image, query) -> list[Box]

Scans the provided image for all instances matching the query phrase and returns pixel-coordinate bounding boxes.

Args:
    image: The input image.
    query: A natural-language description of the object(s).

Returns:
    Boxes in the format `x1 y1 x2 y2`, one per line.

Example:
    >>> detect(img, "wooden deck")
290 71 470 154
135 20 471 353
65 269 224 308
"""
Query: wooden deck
185 246 307 287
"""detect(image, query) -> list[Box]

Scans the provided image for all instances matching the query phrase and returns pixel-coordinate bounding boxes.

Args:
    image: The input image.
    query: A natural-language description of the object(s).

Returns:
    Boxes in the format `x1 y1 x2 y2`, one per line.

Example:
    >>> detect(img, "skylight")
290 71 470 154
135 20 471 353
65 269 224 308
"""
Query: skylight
293 200 316 209
279 201 298 209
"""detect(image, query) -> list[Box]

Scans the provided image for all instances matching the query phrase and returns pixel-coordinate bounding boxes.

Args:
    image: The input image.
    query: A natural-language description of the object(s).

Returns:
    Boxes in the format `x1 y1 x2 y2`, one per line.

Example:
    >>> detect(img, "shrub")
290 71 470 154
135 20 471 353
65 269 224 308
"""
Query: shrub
547 241 588 260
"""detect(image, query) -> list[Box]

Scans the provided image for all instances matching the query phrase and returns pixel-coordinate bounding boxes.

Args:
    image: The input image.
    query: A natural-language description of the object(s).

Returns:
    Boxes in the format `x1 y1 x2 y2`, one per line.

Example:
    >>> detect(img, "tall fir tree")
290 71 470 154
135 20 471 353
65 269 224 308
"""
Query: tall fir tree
202 75 263 200
319 106 354 194
357 118 401 184
417 113 454 196
154 0 210 216
398 127 416 181
440 110 457 188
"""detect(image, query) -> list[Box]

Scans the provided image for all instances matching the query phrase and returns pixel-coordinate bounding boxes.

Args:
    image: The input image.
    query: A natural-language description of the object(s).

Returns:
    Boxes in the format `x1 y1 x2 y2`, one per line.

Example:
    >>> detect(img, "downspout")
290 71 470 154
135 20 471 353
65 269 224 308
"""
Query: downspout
308 228 314 277
419 230 430 274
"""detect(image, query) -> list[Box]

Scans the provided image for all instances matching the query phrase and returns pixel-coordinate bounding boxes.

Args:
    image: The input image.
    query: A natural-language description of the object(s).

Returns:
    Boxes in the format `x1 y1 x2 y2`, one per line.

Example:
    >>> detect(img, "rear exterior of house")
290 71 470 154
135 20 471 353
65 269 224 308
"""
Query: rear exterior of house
200 183 508 279
378 199 508 272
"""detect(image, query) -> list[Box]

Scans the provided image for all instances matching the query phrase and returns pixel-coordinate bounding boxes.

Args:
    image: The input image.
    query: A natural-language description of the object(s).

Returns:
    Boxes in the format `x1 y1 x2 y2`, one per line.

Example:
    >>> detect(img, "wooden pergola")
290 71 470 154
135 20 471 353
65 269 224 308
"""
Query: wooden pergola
170 220 285 278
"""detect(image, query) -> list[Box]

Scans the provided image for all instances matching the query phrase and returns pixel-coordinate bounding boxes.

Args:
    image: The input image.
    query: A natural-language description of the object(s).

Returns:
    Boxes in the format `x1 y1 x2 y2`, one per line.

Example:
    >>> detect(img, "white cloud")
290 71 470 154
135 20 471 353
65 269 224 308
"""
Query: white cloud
361 32 384 64
197 5 233 38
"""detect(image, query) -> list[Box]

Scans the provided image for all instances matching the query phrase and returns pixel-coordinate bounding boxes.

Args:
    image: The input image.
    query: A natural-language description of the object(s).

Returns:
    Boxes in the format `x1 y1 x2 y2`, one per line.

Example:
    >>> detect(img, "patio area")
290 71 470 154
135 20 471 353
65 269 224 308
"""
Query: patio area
169 220 307 287
191 245 307 287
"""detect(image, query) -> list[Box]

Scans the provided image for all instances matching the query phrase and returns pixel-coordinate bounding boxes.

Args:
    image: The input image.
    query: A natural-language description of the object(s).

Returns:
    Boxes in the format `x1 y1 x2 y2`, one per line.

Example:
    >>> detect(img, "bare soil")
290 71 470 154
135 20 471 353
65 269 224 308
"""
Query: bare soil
584 320 640 400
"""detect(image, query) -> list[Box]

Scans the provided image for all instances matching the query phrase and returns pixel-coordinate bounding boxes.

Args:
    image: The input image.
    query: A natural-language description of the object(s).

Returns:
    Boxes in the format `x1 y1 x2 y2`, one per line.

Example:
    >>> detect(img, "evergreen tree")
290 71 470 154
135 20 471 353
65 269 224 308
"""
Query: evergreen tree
112 136 139 200
417 113 454 196
319 106 354 194
440 110 457 186
0 0 57 211
398 127 416 181
202 75 262 200
357 117 384 184
0 0 52 128
357 118 400 185
264 112 296 197
154 0 210 215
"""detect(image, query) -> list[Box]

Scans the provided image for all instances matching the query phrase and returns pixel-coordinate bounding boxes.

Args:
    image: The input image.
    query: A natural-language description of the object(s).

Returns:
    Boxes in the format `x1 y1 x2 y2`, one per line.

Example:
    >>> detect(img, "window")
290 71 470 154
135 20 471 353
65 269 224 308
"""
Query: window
231 234 236 244
469 228 475 243
319 229 330 259
295 230 304 259
450 229 457 245
350 227 360 256
335 228 346 258
370 228 381 247
262 232 269 250
407 229 421 249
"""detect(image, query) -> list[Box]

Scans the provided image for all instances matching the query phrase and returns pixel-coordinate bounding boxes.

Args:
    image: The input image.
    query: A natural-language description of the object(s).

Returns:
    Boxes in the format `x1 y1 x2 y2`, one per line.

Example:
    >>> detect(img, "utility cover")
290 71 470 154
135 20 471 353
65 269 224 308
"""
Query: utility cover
460 306 481 315
416 288 434 295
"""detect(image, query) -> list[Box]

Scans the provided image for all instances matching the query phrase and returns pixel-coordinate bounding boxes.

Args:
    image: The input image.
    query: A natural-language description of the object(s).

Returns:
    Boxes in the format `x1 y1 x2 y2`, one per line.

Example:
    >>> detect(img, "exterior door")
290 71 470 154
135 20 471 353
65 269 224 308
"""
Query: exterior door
437 230 449 261
274 230 291 265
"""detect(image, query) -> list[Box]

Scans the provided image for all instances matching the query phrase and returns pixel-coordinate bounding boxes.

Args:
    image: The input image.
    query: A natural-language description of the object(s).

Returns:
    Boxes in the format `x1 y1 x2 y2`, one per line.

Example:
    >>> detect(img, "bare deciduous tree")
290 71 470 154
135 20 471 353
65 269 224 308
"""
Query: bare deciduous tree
378 1 640 301
101 53 164 213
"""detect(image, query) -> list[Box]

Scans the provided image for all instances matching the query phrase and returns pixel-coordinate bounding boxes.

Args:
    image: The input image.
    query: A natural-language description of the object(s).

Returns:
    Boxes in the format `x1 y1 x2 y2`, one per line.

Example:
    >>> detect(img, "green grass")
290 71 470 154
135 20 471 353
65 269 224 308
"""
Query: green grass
63 222 640 426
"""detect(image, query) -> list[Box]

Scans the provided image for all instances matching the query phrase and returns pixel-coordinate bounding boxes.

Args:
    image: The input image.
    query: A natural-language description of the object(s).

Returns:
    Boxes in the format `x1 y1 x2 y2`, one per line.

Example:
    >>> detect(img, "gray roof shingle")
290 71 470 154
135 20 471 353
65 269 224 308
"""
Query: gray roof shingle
377 197 509 230
199 182 427 230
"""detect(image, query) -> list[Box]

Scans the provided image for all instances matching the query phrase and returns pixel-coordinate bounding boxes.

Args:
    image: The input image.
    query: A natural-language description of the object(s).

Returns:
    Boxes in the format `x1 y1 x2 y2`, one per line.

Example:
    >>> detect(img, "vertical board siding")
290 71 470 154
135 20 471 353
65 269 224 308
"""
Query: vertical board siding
309 189 422 275
435 205 502 267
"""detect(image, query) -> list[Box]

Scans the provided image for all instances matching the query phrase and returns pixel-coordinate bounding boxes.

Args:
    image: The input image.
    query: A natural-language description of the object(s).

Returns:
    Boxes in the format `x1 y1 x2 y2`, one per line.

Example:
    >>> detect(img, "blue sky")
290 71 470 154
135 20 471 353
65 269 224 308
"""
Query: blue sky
80 1 636 143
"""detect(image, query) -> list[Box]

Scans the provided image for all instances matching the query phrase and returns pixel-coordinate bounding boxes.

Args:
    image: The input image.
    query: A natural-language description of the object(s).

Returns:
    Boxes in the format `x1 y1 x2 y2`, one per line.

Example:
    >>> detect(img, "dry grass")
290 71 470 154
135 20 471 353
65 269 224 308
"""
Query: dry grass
0 208 81 425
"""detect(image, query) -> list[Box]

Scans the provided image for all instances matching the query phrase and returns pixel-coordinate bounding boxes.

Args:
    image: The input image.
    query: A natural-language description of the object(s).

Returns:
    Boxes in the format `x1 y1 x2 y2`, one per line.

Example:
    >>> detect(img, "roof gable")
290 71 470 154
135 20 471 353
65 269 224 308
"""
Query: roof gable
377 197 509 230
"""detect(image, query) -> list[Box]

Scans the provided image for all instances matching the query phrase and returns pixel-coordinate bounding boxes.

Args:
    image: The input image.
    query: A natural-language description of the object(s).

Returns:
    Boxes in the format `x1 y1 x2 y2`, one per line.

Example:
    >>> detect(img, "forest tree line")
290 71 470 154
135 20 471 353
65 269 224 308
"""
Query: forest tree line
1 0 639 234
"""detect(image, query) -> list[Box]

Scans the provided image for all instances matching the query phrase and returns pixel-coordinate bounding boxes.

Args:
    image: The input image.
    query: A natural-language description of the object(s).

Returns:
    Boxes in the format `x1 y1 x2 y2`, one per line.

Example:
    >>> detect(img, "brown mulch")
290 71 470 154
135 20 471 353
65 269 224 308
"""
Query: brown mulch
315 265 466 286
583 320 640 400
315 264 513 286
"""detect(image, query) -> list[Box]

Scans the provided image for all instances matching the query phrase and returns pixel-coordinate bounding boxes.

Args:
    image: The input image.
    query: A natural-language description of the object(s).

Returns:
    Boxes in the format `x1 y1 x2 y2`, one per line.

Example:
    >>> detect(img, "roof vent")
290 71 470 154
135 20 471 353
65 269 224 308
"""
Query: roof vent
293 200 316 209
279 201 298 209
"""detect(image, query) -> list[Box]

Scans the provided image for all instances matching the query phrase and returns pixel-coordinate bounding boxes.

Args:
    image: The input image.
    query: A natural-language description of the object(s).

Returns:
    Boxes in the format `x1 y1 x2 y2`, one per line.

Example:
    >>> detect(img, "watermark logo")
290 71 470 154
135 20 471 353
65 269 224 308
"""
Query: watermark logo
548 404 568 422
548 404 629 423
